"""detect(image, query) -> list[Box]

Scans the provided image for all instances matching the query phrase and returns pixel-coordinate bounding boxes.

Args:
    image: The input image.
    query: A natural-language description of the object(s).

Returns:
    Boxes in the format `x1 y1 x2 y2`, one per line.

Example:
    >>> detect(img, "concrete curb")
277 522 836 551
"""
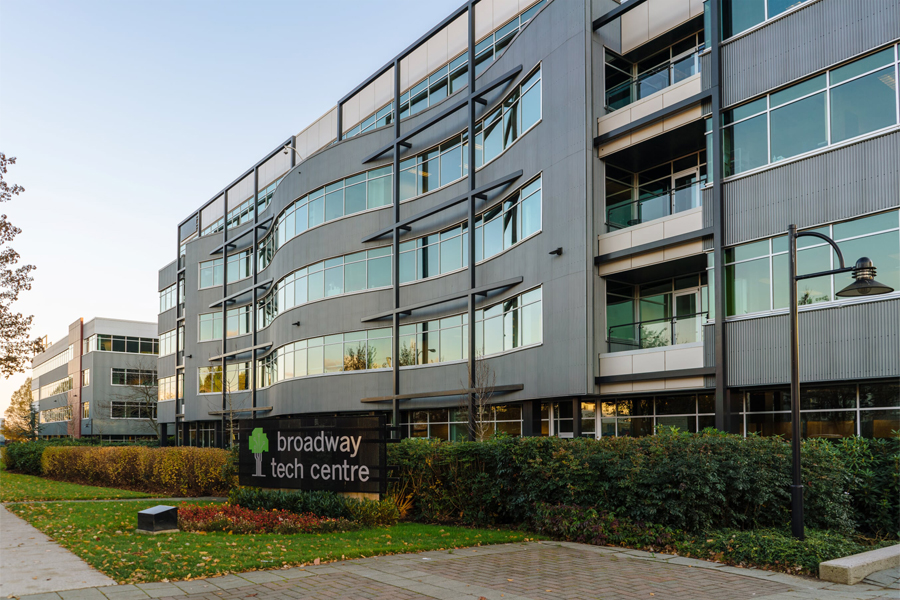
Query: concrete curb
819 544 900 585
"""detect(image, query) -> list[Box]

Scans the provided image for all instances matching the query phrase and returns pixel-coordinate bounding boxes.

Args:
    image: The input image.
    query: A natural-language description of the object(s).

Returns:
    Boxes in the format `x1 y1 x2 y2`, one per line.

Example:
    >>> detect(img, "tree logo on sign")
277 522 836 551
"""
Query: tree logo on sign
248 428 269 477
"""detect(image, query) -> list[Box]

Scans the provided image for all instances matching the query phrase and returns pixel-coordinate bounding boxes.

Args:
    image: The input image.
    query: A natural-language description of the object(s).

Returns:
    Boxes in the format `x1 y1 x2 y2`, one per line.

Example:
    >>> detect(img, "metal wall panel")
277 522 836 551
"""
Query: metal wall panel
724 131 900 246
700 51 711 91
703 323 715 366
721 0 900 107
702 186 714 229
726 298 900 387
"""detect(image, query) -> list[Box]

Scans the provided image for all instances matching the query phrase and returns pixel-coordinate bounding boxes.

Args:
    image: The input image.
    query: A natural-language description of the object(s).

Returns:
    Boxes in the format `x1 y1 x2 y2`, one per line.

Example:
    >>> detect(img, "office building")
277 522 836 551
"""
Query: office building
31 318 159 441
157 0 899 446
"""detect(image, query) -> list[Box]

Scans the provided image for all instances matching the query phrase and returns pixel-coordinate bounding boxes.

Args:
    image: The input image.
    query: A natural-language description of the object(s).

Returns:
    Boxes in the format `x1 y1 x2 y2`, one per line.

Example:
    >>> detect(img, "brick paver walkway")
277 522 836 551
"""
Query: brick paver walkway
11 541 900 600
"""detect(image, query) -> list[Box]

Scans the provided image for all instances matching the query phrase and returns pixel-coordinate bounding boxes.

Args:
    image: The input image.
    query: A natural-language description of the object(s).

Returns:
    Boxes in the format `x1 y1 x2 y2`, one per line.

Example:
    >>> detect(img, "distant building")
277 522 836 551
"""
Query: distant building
158 0 899 447
31 318 159 442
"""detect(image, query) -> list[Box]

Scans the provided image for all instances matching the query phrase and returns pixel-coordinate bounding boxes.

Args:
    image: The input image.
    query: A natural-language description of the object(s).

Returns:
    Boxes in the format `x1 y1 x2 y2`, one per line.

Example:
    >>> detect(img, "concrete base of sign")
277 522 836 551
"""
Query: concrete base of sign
135 528 179 535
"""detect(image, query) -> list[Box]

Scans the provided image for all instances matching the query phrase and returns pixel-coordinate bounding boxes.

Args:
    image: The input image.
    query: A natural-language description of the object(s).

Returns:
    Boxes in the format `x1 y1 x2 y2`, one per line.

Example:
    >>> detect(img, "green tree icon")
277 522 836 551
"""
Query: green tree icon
249 428 268 477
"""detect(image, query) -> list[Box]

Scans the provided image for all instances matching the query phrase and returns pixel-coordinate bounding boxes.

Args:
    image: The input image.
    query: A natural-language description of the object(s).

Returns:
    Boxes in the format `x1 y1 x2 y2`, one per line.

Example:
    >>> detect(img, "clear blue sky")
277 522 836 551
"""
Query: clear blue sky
0 0 463 412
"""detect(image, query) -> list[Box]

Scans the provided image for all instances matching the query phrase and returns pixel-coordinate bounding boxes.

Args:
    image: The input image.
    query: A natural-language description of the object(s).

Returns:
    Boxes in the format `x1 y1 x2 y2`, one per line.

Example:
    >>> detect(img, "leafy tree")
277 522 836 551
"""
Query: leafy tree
0 153 42 376
1 377 38 442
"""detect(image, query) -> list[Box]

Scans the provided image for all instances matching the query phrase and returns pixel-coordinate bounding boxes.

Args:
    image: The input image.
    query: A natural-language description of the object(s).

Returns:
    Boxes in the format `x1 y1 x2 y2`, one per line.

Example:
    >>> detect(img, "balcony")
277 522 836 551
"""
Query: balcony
608 310 707 353
605 50 701 112
607 180 701 230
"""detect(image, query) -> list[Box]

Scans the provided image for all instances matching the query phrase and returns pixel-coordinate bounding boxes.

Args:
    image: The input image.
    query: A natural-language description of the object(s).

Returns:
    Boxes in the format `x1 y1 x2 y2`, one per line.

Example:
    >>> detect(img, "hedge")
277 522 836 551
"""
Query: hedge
386 430 899 535
228 487 399 527
40 446 234 496
529 503 889 576
2 439 94 475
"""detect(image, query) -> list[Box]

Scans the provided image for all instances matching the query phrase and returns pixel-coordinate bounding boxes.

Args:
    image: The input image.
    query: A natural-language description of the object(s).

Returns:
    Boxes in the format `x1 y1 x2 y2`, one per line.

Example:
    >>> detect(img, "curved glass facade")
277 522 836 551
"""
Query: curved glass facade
257 67 541 272
257 287 542 388
256 176 541 329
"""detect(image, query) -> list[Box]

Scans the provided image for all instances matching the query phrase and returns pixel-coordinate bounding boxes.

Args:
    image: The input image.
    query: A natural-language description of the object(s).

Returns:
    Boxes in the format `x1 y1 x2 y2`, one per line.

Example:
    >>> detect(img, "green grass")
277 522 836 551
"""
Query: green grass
0 464 152 502
7 500 538 583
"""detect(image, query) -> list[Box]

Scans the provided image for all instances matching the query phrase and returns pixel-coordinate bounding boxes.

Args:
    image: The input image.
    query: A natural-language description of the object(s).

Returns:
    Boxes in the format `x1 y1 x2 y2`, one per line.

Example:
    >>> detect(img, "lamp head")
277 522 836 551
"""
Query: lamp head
835 257 894 297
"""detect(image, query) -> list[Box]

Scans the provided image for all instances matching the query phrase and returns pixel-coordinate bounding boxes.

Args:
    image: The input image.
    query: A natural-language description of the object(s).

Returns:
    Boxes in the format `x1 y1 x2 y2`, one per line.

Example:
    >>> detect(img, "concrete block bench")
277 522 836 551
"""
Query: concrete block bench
819 544 900 585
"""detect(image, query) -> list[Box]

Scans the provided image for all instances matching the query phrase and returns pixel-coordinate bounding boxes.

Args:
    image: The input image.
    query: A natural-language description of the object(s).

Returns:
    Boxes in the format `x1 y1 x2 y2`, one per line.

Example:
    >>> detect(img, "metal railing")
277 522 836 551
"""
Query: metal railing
605 51 700 111
606 180 701 230
608 311 707 353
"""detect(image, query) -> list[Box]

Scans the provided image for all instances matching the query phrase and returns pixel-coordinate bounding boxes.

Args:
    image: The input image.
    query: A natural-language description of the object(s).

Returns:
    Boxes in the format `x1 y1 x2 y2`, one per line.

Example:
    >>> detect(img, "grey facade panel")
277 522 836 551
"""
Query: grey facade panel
724 130 900 246
721 0 900 107
159 260 177 291
700 51 711 91
158 400 176 424
725 298 900 387
158 309 176 336
703 323 715 367
702 186 714 230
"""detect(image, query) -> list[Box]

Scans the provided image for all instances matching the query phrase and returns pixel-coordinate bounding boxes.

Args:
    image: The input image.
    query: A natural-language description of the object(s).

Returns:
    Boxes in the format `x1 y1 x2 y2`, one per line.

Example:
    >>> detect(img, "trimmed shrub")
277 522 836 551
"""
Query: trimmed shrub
3 439 93 475
387 431 859 533
833 436 899 537
530 504 887 577
178 503 356 534
675 528 891 576
41 446 233 496
529 503 678 550
229 487 399 527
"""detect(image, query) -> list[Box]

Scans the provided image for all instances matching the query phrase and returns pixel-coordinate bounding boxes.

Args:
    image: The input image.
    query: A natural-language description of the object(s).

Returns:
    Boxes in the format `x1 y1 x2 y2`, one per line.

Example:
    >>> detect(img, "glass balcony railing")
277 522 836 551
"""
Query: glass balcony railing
605 51 700 111
606 181 701 231
608 311 707 353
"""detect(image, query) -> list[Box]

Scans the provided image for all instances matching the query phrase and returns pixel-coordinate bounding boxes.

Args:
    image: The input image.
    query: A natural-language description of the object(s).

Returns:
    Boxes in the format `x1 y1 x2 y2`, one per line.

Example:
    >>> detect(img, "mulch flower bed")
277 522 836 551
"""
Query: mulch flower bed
178 503 358 534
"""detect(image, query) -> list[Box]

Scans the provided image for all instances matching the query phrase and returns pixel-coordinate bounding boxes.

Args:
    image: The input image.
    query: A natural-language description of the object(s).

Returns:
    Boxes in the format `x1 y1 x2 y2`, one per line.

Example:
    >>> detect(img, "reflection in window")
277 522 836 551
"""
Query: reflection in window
257 287 542 388
158 375 176 402
259 68 541 272
39 405 73 423
257 177 542 329
721 0 812 39
724 210 900 317
741 382 898 439
723 46 899 176
342 1 546 139
401 405 522 440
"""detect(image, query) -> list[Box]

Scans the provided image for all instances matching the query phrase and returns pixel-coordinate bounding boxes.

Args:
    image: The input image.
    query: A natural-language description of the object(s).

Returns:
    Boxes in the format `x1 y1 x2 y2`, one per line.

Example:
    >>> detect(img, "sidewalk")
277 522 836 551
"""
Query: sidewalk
6 539 899 600
0 506 116 598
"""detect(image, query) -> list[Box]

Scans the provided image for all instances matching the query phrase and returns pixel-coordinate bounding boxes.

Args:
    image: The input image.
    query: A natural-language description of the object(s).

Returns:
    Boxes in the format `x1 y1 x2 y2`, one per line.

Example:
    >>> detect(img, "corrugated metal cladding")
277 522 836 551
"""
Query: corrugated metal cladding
725 298 900 387
703 323 715 366
702 235 714 251
701 98 712 116
700 52 711 91
723 131 900 246
702 187 714 229
720 0 900 107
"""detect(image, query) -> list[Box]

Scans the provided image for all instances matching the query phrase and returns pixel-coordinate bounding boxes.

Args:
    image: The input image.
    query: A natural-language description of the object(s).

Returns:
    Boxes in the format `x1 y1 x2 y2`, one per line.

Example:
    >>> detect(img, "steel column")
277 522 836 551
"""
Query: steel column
391 58 402 438
710 0 731 433
466 1 477 442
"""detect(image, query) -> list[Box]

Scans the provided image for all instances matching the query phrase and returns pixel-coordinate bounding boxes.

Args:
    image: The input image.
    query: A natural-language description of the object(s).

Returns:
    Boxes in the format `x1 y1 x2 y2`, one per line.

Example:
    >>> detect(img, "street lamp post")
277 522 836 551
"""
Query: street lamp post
787 224 894 540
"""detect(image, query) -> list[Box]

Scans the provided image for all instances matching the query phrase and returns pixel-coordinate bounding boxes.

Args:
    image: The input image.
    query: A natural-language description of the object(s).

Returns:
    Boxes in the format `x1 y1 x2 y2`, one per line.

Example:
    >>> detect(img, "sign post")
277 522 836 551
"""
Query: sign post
238 415 388 496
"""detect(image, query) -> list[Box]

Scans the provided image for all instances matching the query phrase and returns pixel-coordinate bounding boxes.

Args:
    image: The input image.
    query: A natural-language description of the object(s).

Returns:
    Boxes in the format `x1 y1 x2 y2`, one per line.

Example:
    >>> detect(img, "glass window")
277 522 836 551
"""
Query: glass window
725 258 770 316
830 67 897 144
723 114 767 176
770 92 826 161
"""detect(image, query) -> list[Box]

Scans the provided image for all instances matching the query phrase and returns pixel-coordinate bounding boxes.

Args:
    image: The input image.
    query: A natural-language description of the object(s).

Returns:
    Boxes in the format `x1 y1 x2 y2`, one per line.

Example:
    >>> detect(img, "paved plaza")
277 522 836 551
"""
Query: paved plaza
6 536 900 600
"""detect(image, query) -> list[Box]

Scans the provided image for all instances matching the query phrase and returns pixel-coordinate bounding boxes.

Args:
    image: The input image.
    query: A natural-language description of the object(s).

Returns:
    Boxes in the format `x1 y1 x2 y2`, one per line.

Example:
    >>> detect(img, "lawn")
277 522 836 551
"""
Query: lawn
7 500 538 584
0 463 152 502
